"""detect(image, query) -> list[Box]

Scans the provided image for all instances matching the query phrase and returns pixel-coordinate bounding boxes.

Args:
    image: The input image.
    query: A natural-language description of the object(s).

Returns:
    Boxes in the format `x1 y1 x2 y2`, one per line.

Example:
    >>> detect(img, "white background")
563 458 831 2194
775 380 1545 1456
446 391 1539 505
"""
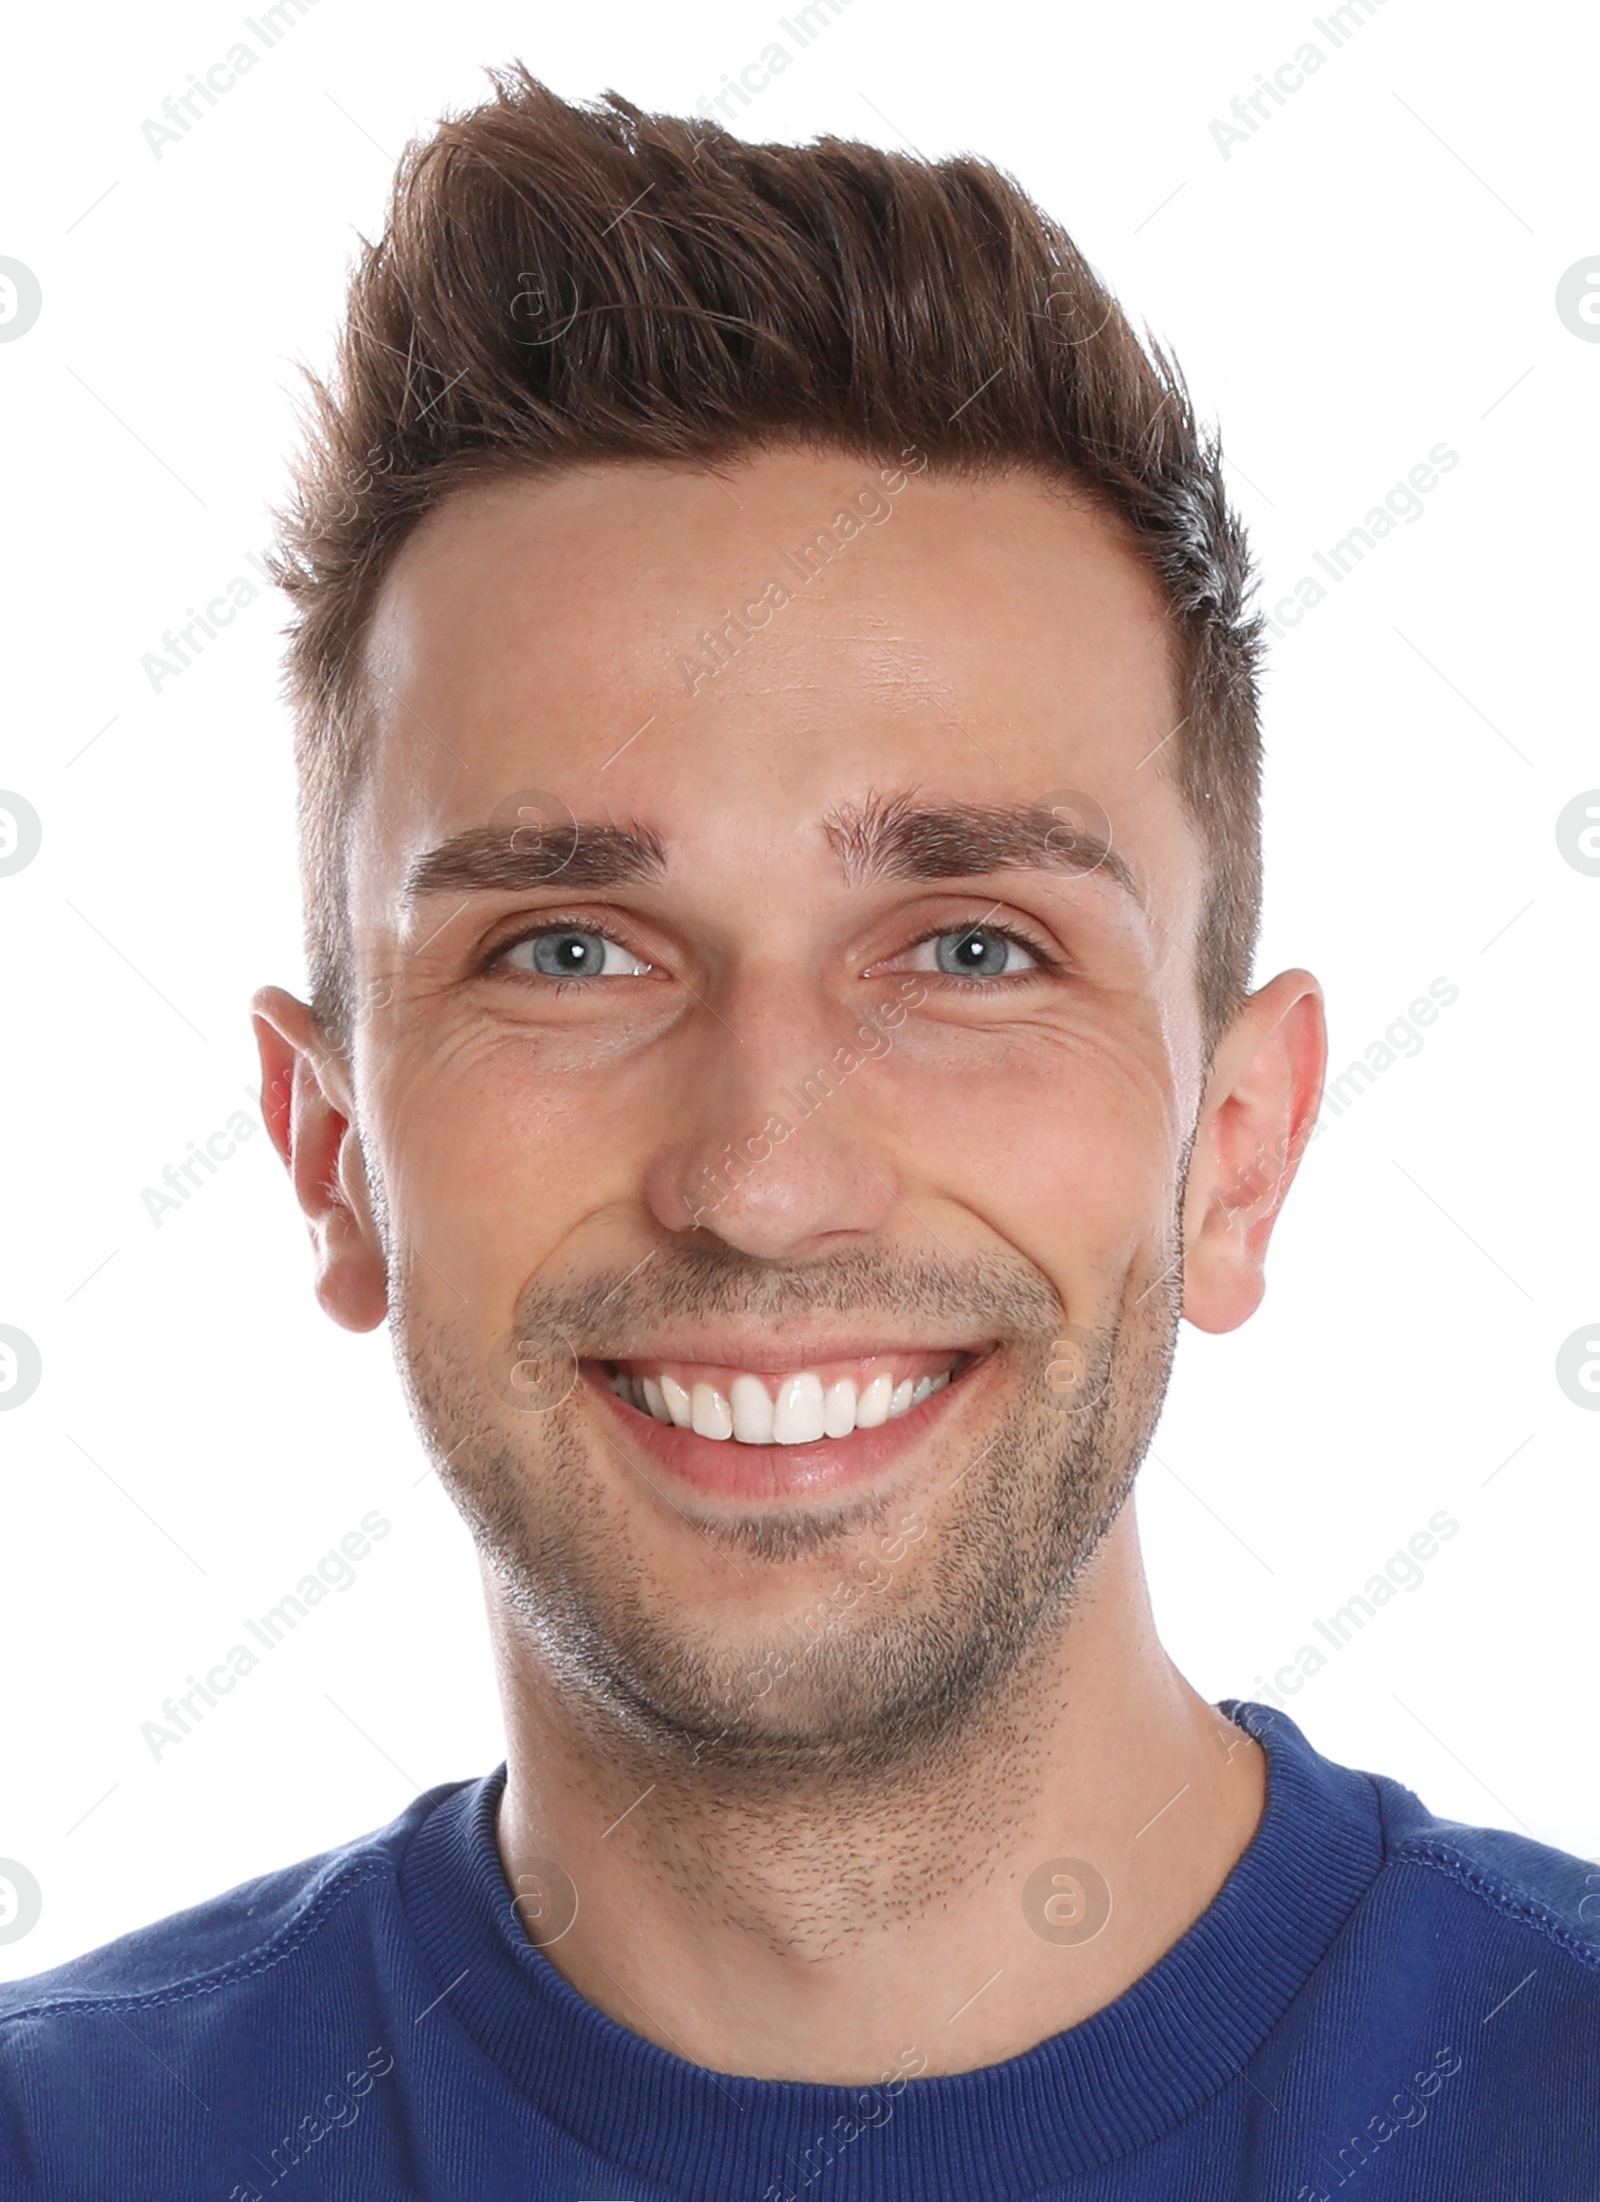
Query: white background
2 0 1596 1979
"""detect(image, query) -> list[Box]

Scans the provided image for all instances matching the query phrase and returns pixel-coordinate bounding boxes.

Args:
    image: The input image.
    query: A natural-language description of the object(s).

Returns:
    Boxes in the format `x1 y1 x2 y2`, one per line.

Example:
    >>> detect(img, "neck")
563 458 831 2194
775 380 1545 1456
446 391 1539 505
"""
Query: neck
491 1511 1265 2082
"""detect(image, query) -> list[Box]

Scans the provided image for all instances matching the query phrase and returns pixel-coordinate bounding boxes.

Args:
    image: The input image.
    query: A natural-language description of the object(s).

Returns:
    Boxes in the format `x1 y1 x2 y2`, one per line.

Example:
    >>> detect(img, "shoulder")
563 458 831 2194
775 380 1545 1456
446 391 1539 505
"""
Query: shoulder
1370 1766 1600 1968
0 1779 463 2029
0 1781 490 2198
1231 1697 1600 1991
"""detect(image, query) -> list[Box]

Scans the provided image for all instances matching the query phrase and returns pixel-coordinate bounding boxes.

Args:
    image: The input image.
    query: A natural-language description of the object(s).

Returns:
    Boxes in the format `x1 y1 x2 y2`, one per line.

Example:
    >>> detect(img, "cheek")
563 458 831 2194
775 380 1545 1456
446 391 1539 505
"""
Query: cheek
866 1017 1181 1270
373 1029 646 1288
370 994 1184 1314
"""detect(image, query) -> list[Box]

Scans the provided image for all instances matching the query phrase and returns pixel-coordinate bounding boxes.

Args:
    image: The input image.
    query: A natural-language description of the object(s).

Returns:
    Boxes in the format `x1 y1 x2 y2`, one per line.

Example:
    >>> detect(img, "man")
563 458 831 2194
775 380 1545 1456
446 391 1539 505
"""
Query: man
2 64 1595 2202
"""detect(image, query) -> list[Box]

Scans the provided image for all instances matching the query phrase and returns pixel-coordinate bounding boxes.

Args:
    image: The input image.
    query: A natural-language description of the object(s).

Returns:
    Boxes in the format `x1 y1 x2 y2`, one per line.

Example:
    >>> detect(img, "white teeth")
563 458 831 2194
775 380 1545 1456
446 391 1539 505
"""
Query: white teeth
730 1373 775 1444
855 1372 894 1428
772 1371 826 1445
617 1362 960 1440
823 1377 858 1439
690 1381 733 1440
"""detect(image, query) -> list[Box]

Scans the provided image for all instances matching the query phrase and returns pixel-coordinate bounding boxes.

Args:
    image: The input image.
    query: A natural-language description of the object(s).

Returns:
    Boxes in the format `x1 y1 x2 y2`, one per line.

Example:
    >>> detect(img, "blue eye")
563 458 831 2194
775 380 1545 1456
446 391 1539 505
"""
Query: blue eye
498 928 652 978
930 927 1037 978
532 930 608 976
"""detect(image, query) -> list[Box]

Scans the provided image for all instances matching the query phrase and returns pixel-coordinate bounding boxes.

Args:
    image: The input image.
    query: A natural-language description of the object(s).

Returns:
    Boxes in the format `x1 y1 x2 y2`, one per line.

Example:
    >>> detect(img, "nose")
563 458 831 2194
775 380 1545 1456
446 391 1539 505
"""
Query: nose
640 970 904 1262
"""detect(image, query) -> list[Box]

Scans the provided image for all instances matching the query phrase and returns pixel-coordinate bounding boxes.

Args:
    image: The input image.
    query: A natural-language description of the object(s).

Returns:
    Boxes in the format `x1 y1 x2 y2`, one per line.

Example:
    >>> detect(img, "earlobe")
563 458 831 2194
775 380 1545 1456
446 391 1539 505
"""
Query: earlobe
1180 970 1326 1336
251 986 389 1334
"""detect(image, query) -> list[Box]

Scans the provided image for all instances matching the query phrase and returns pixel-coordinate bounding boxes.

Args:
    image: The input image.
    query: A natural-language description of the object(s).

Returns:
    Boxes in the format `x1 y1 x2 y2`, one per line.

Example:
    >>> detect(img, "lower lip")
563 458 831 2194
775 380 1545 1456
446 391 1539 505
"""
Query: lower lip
582 1359 988 1503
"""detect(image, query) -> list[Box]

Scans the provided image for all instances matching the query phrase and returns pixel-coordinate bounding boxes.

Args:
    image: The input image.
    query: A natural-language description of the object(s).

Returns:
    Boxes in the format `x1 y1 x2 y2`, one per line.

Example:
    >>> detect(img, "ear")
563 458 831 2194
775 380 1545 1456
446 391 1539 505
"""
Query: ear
1180 968 1326 1335
251 985 389 1333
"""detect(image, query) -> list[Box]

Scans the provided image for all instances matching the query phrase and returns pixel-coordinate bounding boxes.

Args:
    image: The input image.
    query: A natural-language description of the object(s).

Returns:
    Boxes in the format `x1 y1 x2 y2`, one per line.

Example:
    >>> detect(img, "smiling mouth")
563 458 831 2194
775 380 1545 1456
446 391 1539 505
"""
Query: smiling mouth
595 1349 982 1445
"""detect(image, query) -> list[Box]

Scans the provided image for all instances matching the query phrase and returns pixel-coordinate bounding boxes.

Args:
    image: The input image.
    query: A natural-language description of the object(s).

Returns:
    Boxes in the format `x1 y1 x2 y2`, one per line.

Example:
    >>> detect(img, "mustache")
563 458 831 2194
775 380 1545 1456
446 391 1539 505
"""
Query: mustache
511 1241 1067 1357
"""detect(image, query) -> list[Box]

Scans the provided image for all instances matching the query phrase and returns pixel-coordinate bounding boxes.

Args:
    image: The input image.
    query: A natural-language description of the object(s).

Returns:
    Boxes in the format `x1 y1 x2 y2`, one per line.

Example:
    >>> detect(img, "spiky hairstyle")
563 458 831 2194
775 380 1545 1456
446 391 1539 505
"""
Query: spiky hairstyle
273 65 1264 1054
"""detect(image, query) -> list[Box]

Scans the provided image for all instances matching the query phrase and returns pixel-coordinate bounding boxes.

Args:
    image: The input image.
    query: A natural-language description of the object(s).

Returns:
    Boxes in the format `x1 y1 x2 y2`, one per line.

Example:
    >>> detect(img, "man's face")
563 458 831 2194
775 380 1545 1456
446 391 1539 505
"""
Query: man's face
333 448 1216 1785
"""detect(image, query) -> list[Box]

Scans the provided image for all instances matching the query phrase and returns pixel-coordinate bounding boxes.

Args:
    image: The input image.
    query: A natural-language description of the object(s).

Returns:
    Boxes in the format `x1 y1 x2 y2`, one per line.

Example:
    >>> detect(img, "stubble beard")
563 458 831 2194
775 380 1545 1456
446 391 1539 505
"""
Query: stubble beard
394 1240 1182 1804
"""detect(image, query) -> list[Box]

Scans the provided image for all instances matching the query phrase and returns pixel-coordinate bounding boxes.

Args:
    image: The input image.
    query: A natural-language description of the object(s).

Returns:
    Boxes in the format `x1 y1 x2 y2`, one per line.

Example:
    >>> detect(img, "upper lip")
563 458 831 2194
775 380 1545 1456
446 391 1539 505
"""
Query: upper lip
584 1336 997 1373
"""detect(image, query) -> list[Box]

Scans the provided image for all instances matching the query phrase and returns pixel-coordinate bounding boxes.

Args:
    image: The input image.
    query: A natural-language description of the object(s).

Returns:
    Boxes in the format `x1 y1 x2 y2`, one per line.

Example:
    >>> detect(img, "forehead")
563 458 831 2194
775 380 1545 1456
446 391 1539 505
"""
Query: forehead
352 448 1200 936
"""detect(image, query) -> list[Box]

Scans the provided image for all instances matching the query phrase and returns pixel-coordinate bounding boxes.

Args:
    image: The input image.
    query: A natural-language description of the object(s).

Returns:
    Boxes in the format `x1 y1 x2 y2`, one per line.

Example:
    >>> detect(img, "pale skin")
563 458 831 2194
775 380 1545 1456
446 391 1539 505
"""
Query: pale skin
254 447 1326 2084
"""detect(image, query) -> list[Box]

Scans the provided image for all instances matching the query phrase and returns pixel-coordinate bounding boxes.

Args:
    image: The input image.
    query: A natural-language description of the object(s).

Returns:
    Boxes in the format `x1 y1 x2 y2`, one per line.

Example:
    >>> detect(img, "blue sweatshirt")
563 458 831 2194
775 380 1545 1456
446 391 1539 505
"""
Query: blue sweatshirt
2 1700 1597 2199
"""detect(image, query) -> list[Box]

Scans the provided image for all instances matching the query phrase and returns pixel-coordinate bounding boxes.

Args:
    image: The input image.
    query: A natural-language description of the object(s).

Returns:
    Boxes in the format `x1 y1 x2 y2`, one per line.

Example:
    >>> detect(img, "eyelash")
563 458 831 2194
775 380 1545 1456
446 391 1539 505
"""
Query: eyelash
902 917 1063 983
481 914 1063 986
481 915 650 983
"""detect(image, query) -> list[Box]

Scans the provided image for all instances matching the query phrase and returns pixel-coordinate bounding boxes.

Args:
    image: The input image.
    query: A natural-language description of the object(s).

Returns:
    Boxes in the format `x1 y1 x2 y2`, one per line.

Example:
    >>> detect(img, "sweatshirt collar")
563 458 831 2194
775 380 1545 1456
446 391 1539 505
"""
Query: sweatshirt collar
397 1701 1382 2198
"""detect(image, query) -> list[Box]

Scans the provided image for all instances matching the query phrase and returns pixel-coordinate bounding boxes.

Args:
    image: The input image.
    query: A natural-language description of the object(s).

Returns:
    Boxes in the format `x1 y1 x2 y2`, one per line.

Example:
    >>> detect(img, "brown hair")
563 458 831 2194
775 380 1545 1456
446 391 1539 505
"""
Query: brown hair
273 64 1264 1057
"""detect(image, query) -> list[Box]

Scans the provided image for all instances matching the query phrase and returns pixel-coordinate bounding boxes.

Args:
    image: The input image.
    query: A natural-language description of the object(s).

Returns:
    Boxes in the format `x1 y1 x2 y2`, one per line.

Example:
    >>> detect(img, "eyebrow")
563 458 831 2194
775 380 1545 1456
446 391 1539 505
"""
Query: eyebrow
822 793 1143 909
400 793 1141 910
402 819 667 905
